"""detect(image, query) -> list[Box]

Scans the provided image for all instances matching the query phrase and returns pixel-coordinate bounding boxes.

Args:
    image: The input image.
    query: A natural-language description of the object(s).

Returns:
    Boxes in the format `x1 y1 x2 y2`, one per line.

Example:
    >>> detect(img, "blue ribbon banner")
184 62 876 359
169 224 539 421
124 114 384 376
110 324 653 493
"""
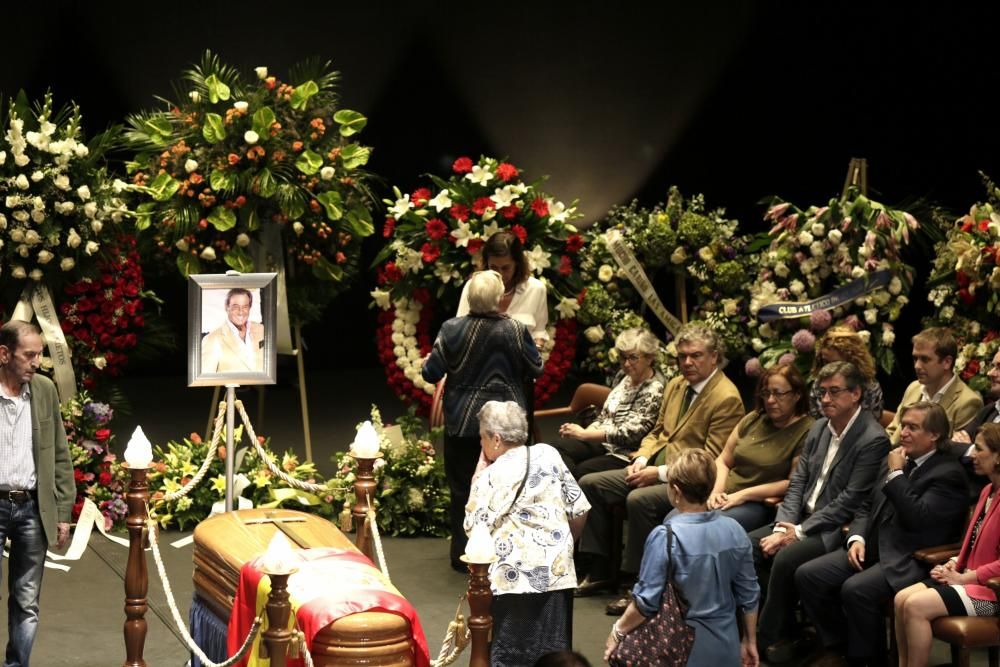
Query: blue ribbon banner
756 269 892 323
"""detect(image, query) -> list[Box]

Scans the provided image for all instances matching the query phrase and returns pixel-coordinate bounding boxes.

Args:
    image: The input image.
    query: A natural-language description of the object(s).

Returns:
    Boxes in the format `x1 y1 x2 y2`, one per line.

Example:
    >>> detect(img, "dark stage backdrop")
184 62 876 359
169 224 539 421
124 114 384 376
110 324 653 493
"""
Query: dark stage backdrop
1 2 998 384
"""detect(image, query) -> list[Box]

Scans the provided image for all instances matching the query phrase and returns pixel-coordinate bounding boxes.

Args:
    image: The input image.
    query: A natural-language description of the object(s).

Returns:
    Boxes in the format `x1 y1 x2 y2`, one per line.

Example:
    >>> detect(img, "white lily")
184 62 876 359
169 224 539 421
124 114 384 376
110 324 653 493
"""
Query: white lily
429 189 453 212
451 220 473 248
555 297 581 319
482 221 501 239
465 164 493 186
389 194 414 220
490 185 518 209
370 288 392 310
525 245 551 274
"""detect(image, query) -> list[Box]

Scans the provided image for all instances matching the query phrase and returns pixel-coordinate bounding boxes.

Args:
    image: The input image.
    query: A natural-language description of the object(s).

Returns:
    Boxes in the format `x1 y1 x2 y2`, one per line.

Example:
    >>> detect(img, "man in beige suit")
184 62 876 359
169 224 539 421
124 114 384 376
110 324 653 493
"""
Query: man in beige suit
576 323 745 613
201 288 265 374
885 327 981 444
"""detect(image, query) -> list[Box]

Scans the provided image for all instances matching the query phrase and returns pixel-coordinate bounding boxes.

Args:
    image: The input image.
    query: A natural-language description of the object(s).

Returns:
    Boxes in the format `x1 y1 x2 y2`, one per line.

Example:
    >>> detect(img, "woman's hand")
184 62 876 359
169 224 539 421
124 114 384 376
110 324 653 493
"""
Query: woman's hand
720 490 747 510
604 627 621 661
707 492 728 510
559 423 584 439
931 560 965 584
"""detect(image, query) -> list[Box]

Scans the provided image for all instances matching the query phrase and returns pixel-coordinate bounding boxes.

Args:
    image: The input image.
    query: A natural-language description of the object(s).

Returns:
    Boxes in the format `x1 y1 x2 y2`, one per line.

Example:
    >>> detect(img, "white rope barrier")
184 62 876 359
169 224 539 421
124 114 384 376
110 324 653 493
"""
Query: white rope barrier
146 513 262 667
162 401 228 503
430 596 471 667
235 400 328 495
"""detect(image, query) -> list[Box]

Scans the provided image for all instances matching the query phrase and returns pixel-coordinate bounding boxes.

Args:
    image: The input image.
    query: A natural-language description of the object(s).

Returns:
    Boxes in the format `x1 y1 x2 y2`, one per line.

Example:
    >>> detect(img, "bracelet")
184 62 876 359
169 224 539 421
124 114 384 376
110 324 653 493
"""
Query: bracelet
611 621 625 643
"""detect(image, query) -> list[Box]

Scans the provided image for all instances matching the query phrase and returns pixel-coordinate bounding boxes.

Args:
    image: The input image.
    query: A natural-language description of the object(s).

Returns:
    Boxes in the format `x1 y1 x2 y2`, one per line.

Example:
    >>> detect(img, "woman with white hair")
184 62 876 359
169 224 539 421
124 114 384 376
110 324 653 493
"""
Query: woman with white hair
554 327 665 479
423 271 544 570
465 401 591 667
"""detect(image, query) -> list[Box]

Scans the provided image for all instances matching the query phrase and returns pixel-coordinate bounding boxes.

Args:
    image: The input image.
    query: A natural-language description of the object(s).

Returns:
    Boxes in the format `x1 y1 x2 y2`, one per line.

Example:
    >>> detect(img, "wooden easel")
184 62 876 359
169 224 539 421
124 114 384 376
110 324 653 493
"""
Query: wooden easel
842 157 869 197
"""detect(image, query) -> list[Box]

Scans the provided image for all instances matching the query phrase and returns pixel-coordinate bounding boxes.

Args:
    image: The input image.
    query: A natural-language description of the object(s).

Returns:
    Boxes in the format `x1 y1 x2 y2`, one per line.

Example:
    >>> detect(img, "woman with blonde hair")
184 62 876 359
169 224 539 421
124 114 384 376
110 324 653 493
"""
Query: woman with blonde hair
809 326 884 418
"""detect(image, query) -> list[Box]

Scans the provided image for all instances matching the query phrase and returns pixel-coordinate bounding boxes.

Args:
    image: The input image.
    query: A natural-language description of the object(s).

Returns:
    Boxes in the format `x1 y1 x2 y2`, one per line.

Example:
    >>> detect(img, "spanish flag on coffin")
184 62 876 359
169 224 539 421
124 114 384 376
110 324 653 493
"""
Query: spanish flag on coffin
227 547 430 666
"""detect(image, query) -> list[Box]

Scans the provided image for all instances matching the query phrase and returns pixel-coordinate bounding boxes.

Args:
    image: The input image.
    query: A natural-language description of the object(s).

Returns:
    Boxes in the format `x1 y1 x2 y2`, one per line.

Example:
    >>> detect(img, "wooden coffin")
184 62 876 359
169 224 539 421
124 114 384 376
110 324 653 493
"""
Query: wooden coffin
192 508 414 666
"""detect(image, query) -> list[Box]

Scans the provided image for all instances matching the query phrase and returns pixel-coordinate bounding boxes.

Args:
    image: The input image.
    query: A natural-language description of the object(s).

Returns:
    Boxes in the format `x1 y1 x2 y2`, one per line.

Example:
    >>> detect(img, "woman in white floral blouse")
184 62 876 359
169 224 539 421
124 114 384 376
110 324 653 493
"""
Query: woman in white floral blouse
465 401 591 667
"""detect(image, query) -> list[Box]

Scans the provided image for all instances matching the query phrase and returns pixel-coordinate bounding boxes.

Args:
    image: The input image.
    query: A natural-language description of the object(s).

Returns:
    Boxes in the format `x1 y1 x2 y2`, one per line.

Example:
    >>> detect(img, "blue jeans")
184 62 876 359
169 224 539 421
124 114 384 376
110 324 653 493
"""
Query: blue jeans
0 497 46 667
721 501 776 533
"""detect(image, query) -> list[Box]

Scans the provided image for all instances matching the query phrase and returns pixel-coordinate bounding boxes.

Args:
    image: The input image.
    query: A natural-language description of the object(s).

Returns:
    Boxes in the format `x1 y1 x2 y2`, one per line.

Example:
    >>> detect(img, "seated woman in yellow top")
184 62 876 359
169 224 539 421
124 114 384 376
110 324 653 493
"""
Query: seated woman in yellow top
707 363 814 532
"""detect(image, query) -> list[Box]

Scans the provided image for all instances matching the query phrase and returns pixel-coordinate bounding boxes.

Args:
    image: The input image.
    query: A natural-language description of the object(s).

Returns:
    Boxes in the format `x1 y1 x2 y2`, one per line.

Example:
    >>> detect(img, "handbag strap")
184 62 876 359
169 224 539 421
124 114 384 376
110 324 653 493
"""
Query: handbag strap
666 523 675 581
492 445 531 531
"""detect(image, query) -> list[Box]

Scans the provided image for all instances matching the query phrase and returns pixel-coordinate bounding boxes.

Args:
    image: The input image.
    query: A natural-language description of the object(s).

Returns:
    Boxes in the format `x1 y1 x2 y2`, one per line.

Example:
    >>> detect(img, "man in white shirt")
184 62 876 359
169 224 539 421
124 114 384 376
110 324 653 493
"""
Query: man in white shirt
885 327 982 444
749 361 889 663
200 288 265 373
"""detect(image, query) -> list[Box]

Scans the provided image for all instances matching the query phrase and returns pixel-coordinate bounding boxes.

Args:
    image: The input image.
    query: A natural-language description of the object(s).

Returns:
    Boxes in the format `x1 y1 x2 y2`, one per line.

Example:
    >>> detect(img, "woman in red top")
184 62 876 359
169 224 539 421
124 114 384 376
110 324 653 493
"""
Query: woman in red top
893 422 1000 667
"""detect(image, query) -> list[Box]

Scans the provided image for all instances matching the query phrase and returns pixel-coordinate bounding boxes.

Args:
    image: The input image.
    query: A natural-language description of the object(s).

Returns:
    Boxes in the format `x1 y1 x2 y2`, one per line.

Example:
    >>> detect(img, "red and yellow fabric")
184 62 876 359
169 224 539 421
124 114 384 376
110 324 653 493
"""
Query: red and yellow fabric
227 547 430 667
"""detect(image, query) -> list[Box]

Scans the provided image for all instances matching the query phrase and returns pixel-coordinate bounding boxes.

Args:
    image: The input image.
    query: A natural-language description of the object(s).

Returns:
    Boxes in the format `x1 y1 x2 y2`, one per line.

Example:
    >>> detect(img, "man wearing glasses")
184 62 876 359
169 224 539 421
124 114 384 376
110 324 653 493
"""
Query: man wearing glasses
201 288 265 373
749 361 889 663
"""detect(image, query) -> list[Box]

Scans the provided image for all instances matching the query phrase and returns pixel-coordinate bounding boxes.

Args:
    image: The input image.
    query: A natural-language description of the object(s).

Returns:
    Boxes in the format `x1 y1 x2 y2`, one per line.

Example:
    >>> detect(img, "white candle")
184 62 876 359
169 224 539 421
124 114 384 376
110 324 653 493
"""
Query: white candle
124 426 153 469
351 421 380 458
464 521 495 563
259 530 300 575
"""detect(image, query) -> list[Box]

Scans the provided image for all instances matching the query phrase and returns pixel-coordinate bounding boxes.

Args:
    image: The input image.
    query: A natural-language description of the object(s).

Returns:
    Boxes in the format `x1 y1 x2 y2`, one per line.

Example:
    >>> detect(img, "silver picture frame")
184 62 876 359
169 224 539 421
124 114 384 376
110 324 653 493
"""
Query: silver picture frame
188 273 278 387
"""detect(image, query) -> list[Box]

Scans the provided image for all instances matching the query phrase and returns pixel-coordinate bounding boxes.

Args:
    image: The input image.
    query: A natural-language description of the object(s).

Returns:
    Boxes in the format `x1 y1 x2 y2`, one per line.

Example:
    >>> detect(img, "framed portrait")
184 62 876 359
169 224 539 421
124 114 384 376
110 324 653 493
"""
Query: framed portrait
188 273 278 387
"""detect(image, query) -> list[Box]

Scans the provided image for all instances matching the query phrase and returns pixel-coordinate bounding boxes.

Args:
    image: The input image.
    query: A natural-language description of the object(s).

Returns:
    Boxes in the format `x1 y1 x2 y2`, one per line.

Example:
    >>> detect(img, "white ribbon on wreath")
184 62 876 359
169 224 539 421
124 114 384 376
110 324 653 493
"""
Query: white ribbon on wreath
12 284 76 402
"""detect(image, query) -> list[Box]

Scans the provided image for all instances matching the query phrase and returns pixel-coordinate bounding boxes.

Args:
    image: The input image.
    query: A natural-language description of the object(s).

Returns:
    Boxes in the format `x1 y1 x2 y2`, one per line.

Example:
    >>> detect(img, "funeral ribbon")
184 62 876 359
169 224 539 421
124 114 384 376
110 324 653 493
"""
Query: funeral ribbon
756 269 893 322
604 230 683 336
12 284 76 402
254 223 295 354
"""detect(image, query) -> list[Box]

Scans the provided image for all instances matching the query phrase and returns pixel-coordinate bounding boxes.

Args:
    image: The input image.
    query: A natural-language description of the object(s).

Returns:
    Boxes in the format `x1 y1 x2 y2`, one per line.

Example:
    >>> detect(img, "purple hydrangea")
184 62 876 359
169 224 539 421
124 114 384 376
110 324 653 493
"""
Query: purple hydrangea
791 329 816 353
83 402 113 424
779 352 797 366
745 357 763 377
810 309 832 332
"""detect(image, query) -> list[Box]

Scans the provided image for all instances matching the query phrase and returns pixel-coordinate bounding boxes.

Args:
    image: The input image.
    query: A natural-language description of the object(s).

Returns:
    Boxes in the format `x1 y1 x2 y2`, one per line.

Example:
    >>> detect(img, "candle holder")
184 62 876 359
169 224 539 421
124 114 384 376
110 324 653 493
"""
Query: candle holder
460 555 494 667
349 452 381 562
123 464 150 667
260 571 295 667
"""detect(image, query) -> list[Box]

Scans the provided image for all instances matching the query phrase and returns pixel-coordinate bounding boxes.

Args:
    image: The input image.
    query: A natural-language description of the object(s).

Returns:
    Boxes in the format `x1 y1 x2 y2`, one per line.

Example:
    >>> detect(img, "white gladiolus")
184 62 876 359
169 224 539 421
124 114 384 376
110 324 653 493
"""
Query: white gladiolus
85 241 99 255
244 130 259 145
60 257 75 271
200 246 216 261
185 159 199 173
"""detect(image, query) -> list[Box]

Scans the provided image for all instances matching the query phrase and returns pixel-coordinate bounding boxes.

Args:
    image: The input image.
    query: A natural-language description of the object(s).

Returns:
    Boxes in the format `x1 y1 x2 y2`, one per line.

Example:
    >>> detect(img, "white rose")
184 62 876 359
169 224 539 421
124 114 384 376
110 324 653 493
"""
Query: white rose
0 214 6 229
722 299 739 317
91 220 103 234
797 231 814 246
941 305 955 320
391 332 405 345
857 330 871 344
85 241 99 255
74 143 89 158
403 323 416 336
828 229 843 245
698 246 714 263
407 347 422 361
36 250 53 264
811 222 825 236
751 337 766 352
789 280 805 296
28 269 42 281
15 174 29 190
584 326 604 344
14 154 29 167
809 241 824 257
185 159 199 173
888 276 902 295
598 264 614 282
882 330 895 346
189 90 200 102
11 266 26 279
60 257 75 271
255 67 268 79
30 209 44 223
393 345 406 358
292 222 304 236
77 185 91 200
17 244 28 257
199 246 216 261
670 247 687 264
774 263 790 278
244 130 259 145
236 233 250 247
864 308 878 325
12 210 29 223
10 229 24 243
759 323 775 338
872 291 890 307
858 245 871 259
371 289 392 310
0 151 5 165
54 174 70 190
92 356 107 369
234 101 248 112
82 201 97 219
851 266 866 279
24 230 40 245
30 170 43 182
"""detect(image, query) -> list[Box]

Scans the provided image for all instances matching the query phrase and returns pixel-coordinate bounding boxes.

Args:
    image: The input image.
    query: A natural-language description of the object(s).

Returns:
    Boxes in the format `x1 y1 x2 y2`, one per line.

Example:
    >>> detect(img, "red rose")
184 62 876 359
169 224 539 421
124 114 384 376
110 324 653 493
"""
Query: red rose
411 188 432 206
421 242 441 264
382 262 403 284
500 205 518 220
496 162 519 182
558 255 573 276
425 218 448 240
383 217 396 238
98 471 113 486
565 234 584 253
511 225 528 244
452 157 474 174
449 204 470 222
467 238 484 255
531 198 549 218
95 428 112 442
472 197 493 216
980 219 991 232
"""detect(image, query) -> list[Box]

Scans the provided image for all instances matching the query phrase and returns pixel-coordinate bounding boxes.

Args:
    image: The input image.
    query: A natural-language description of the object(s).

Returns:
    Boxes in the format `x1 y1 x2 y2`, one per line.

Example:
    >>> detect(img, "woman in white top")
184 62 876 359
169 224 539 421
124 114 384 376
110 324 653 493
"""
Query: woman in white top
465 401 590 667
457 231 549 346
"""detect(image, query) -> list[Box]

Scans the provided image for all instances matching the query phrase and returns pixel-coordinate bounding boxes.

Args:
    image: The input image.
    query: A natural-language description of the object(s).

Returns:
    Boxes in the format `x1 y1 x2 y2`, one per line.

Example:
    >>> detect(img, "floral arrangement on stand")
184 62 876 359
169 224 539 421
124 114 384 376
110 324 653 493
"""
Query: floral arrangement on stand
371 155 584 412
327 405 449 537
577 188 756 381
63 392 128 532
125 51 376 325
925 173 1000 392
0 91 132 301
745 187 917 377
147 429 329 530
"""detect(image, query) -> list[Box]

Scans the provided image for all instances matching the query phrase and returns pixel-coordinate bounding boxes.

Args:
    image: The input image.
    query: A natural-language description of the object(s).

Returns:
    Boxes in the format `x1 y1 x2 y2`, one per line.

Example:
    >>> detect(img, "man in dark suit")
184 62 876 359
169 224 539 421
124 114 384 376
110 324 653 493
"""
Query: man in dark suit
749 361 889 662
795 401 968 666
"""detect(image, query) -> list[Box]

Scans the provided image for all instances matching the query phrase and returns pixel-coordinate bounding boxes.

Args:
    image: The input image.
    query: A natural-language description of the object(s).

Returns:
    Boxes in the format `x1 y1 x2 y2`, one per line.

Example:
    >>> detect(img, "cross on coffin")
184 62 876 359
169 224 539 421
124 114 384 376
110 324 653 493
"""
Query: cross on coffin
241 511 311 549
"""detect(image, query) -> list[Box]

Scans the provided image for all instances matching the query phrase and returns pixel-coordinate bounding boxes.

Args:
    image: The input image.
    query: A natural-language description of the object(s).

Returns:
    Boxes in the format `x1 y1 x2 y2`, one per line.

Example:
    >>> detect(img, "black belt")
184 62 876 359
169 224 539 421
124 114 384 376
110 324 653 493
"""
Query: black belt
0 490 35 503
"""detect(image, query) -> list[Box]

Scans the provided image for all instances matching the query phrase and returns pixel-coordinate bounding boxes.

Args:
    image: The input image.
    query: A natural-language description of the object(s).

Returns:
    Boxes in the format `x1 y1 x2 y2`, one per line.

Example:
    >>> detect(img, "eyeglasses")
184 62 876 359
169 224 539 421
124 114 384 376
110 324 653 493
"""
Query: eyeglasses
816 386 850 398
619 353 642 364
759 389 794 400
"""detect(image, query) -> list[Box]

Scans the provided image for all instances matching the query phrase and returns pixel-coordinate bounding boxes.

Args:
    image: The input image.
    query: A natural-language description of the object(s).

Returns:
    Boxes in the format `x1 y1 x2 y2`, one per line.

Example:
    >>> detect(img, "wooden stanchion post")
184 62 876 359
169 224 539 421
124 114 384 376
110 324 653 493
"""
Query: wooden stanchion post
350 453 380 562
260 572 294 667
123 465 150 667
462 558 493 667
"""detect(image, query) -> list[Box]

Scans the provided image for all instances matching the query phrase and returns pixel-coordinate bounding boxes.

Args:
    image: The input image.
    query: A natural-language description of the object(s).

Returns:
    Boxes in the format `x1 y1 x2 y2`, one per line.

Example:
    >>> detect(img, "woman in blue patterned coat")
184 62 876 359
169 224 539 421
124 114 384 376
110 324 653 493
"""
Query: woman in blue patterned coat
423 270 544 570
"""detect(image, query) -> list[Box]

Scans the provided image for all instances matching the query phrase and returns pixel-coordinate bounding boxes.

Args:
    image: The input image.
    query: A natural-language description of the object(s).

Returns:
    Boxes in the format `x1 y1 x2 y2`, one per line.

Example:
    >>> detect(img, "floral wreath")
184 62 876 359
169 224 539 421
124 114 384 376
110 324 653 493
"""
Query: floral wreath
745 187 917 377
577 188 756 381
925 173 1000 391
64 392 126 531
125 52 376 325
371 155 584 411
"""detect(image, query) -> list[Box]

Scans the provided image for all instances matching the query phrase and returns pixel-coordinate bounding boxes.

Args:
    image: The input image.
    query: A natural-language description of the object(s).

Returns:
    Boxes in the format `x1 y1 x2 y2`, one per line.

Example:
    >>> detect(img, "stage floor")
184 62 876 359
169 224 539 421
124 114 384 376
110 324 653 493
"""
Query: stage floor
1 369 978 665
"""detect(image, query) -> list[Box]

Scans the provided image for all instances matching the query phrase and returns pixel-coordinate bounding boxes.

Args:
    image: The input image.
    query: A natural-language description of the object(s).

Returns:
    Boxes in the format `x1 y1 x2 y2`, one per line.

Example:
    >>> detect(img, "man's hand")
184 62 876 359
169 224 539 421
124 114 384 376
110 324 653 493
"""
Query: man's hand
626 459 647 477
847 541 865 571
625 466 661 488
887 447 905 473
57 522 71 549
952 430 972 444
760 522 798 556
